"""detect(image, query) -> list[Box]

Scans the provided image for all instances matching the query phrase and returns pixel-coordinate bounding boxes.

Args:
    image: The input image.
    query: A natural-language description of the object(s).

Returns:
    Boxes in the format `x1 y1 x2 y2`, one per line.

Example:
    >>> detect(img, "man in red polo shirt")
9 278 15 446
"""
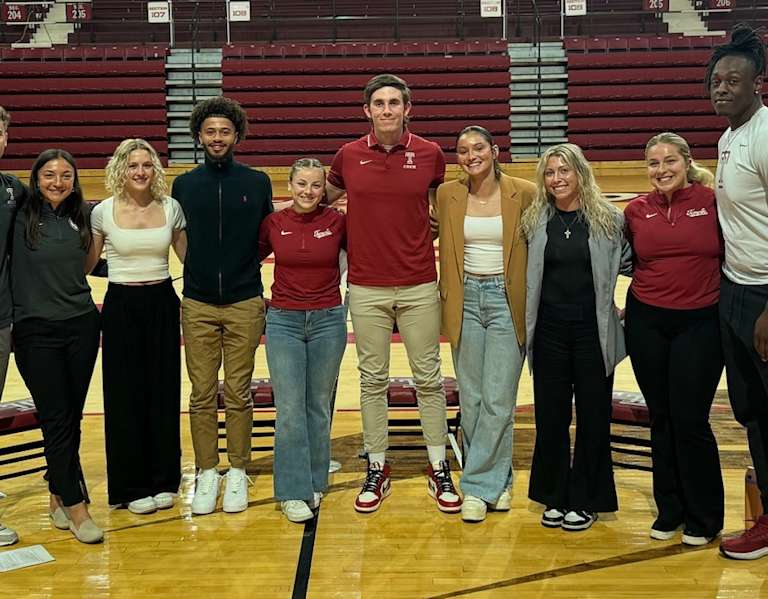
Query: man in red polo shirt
326 74 461 514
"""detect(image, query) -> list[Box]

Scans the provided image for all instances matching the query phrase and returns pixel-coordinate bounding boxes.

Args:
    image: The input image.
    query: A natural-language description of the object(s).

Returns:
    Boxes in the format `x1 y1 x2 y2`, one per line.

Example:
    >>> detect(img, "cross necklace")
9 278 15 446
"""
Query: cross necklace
555 210 579 239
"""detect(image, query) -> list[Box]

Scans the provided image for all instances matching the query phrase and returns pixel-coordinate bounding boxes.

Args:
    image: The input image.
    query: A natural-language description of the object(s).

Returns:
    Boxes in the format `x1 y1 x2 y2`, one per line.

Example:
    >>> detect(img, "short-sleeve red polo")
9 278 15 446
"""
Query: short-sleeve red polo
328 129 445 286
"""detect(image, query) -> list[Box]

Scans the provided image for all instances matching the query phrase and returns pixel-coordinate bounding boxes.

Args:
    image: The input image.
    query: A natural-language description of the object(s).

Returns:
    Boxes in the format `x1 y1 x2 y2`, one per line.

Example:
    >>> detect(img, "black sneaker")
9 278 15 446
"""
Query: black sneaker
561 510 598 531
650 518 682 540
682 529 719 546
541 506 566 528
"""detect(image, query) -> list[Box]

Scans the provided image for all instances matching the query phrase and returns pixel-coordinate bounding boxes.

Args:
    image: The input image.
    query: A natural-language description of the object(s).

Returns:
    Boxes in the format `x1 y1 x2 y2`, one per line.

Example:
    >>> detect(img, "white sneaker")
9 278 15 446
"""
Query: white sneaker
222 467 251 513
561 510 598 531
307 492 323 510
489 489 511 511
682 530 719 546
281 500 314 523
191 468 221 515
0 523 19 546
153 492 175 510
461 495 487 522
127 496 157 514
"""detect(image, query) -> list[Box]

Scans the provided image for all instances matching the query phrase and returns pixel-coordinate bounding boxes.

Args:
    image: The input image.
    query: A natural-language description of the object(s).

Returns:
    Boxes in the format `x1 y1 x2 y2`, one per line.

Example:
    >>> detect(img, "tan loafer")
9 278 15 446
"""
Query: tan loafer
49 507 70 530
69 519 104 544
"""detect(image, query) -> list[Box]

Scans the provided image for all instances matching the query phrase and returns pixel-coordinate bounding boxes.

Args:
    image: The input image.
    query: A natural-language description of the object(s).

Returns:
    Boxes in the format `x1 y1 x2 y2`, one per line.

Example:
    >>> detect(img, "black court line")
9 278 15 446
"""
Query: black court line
425 543 714 599
292 509 319 599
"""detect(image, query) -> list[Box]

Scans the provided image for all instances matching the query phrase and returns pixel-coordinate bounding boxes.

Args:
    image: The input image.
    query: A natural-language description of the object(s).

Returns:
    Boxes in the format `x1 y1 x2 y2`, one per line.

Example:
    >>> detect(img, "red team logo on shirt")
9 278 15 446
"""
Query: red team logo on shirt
686 208 709 218
403 151 416 170
314 228 332 239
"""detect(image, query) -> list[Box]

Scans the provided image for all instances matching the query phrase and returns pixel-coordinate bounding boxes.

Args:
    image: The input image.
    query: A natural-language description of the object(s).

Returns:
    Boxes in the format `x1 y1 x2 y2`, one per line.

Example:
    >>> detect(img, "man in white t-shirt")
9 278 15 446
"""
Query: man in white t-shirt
708 24 768 560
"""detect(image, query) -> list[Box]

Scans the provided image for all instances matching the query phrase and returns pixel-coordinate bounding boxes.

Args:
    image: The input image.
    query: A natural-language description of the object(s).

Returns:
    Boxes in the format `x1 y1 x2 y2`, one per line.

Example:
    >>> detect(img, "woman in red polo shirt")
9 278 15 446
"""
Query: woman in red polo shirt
258 158 347 523
624 132 724 546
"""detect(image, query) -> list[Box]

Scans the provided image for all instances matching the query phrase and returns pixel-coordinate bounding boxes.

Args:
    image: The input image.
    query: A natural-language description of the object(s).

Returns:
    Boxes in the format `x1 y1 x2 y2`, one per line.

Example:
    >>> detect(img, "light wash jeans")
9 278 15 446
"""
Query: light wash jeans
266 305 347 501
452 275 524 503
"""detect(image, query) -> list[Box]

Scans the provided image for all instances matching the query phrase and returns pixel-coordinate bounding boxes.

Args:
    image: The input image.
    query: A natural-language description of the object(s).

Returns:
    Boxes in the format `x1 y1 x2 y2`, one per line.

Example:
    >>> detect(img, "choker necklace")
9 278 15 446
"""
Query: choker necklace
555 210 579 239
468 192 489 206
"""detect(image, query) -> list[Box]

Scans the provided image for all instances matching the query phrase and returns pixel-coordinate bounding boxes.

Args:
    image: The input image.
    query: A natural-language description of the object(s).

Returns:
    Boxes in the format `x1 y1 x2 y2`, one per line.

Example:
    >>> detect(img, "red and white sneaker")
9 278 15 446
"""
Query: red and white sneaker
426 460 462 513
354 462 391 513
720 515 768 560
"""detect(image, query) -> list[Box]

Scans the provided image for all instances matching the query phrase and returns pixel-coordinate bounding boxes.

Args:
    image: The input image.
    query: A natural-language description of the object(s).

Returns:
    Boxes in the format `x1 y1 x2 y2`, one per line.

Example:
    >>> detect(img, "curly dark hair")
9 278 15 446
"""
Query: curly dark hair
705 23 767 92
188 96 249 140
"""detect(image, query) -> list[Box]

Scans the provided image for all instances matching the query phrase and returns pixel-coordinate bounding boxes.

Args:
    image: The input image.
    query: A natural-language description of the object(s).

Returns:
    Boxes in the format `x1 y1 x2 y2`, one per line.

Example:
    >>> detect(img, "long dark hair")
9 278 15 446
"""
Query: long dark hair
25 149 91 250
456 125 502 179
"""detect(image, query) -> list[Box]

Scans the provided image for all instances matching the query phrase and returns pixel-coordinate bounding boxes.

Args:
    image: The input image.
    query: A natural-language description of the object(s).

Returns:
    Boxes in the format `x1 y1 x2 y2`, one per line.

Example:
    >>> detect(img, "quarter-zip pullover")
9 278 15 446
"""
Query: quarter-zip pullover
0 172 25 327
258 206 346 310
625 183 722 309
11 202 95 322
172 155 272 305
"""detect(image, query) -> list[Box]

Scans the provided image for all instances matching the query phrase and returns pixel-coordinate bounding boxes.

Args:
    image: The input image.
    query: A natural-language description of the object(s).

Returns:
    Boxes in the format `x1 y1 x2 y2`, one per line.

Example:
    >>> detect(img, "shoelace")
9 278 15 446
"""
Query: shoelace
196 471 218 494
226 470 253 494
740 520 768 540
361 468 387 494
433 462 457 494
569 510 591 520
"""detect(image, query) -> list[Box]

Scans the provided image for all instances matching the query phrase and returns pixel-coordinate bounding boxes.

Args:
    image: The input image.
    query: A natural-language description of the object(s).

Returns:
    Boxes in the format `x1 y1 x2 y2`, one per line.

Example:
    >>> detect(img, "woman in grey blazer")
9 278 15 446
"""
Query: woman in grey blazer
521 144 631 532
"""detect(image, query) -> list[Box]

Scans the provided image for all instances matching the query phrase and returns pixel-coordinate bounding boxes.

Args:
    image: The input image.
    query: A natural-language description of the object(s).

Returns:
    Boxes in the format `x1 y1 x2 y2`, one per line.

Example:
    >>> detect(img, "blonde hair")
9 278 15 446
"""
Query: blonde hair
105 138 168 202
645 132 715 189
289 157 325 181
521 143 622 240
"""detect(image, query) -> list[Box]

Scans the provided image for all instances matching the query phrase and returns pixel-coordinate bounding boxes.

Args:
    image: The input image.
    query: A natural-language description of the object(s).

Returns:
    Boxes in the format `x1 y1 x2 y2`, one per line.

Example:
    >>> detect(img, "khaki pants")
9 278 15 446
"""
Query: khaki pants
349 282 446 453
182 296 265 470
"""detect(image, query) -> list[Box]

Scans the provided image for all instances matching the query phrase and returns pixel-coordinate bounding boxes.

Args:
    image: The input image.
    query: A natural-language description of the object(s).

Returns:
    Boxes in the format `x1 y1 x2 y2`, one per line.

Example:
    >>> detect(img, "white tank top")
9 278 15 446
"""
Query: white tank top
463 215 503 275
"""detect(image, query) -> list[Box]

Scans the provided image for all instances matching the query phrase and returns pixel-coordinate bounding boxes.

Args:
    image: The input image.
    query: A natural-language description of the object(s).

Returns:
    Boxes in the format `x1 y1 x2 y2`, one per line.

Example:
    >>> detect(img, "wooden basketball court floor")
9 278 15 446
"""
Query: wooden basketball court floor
1 168 766 598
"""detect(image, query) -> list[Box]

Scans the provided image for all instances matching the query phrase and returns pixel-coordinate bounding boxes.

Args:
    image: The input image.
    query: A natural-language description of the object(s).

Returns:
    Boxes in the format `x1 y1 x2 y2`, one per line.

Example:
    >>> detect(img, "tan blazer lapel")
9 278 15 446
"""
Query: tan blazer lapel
448 183 468 281
500 175 520 275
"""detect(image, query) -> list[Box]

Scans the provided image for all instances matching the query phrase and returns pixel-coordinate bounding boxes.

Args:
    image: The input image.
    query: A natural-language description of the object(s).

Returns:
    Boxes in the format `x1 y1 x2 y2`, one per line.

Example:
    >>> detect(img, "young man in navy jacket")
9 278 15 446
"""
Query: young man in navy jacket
172 97 272 515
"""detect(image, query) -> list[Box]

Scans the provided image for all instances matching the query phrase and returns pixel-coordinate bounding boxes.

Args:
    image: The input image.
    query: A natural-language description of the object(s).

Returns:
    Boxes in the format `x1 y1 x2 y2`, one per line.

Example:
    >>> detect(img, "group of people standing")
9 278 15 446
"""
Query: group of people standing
0 24 766 563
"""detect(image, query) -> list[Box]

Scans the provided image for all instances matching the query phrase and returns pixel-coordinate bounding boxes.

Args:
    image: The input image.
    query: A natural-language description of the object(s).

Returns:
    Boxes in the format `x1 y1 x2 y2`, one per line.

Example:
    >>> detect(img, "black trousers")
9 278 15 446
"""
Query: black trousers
625 293 724 535
528 307 618 512
13 309 100 507
102 279 182 505
720 276 768 514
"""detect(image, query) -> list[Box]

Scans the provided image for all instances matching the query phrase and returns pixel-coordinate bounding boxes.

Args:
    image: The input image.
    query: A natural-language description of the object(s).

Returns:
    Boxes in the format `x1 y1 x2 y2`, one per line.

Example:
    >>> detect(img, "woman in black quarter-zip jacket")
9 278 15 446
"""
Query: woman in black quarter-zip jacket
11 149 103 545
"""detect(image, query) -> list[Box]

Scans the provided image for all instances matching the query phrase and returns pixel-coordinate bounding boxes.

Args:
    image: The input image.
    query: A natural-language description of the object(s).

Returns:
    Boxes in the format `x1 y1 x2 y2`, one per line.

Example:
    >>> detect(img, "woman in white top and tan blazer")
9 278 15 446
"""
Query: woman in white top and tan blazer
436 125 535 522
87 138 187 516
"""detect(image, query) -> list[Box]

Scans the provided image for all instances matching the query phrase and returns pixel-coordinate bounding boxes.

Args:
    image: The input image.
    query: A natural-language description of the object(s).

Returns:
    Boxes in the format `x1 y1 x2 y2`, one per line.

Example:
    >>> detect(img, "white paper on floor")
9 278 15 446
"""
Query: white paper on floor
0 545 55 572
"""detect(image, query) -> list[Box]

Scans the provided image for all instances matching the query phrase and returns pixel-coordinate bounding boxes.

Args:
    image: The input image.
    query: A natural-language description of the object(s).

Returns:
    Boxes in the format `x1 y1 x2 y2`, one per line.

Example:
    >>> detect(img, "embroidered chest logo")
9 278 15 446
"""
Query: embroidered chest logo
5 188 15 207
403 151 416 170
686 208 709 218
314 228 332 239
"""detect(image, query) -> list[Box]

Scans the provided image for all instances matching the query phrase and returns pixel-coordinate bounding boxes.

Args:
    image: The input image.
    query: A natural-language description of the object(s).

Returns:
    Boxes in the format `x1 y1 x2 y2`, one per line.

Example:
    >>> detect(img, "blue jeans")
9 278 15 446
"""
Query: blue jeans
266 305 347 501
452 275 524 503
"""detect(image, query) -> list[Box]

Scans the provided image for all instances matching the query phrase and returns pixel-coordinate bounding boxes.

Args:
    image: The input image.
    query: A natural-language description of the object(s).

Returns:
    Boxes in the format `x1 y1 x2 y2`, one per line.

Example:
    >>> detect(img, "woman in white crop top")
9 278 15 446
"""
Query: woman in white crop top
87 138 187 515
435 126 535 522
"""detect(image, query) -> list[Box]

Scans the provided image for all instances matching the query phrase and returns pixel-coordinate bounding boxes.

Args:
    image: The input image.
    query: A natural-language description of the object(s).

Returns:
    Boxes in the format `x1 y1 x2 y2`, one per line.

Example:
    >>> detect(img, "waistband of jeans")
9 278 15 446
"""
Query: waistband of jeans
463 272 504 283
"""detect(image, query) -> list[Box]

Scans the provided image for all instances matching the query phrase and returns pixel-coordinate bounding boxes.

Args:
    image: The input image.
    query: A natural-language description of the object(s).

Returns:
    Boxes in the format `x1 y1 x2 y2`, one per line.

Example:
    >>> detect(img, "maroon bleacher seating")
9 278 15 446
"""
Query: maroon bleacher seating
0 398 46 481
610 391 651 471
566 42 732 160
222 49 511 166
212 376 462 455
0 399 40 434
0 54 168 169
